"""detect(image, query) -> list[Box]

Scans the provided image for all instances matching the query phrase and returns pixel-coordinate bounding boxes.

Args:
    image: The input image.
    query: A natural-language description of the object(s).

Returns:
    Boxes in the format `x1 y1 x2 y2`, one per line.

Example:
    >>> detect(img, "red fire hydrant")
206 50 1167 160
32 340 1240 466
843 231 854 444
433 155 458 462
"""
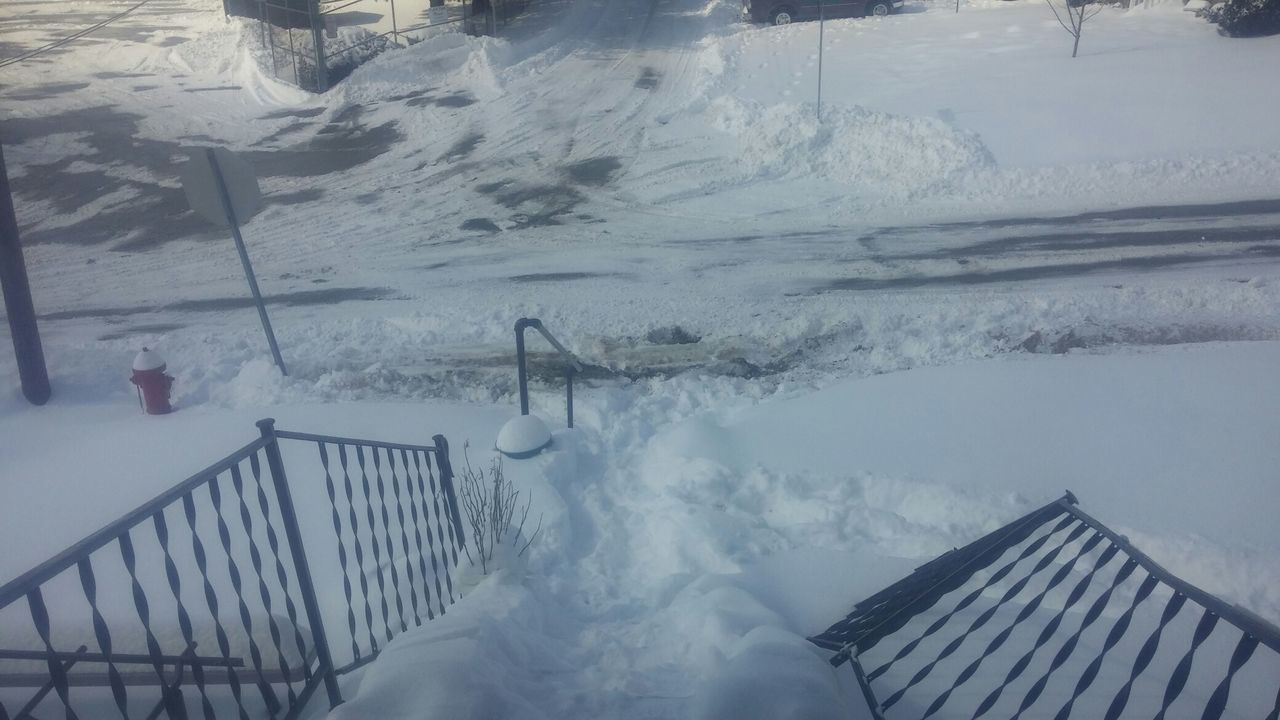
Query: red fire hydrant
130 347 174 415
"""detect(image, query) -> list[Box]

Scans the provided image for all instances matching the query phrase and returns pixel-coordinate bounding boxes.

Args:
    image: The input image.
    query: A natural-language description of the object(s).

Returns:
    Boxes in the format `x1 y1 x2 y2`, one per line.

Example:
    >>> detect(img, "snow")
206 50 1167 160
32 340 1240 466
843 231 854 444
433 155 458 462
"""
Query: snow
320 342 1280 719
2 0 1280 716
707 96 993 195
0 397 510 582
495 412 553 456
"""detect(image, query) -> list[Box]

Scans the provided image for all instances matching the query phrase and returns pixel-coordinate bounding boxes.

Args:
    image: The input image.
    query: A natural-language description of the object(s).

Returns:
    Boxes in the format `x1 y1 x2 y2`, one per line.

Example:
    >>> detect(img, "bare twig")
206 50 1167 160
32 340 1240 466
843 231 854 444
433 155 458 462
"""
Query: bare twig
518 516 543 558
456 442 543 575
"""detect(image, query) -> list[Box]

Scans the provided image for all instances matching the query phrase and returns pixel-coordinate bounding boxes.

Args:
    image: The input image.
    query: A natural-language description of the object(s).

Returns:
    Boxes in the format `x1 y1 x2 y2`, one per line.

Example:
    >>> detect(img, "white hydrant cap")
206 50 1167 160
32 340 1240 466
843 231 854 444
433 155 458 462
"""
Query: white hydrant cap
133 347 166 372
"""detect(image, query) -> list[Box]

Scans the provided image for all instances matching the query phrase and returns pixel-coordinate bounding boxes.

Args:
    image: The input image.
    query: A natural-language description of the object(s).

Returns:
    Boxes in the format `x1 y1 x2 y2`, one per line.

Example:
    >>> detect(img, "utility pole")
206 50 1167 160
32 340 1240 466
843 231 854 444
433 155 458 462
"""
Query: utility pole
0 144 51 406
817 0 825 121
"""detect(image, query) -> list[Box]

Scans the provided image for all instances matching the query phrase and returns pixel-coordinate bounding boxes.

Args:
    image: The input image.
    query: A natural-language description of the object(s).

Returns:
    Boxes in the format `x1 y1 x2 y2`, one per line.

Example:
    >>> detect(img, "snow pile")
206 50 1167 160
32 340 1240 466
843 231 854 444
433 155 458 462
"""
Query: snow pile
718 341 1280 617
324 27 398 83
5 334 1280 720
960 149 1280 210
337 31 508 105
694 626 851 720
327 573 574 720
316 342 1280 720
708 97 993 196
164 17 313 105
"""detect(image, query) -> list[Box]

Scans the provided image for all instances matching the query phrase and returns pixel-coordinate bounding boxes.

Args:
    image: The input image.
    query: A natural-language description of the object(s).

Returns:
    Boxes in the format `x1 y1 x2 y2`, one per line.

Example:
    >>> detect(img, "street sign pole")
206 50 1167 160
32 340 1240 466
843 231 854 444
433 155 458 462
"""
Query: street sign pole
204 148 288 377
0 144 51 406
817 0 825 121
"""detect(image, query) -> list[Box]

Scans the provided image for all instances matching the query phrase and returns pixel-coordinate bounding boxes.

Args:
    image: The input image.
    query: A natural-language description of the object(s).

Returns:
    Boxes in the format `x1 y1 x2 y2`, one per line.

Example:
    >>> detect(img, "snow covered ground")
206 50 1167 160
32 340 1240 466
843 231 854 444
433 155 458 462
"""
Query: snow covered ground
5 341 1277 718
2 0 1280 716
1 0 1278 394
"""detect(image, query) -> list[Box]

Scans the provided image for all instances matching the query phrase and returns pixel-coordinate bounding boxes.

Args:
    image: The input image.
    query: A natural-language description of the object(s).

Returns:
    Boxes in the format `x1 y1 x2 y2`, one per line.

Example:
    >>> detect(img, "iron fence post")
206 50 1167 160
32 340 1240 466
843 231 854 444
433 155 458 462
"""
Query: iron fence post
257 418 343 709
431 434 466 550
308 0 329 91
390 0 399 46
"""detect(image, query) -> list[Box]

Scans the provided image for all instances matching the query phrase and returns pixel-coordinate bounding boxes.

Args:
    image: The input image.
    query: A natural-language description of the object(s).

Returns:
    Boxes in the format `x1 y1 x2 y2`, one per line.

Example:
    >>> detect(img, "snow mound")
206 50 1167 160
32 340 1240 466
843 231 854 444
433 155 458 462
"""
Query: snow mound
161 18 312 106
709 97 994 196
327 573 571 720
694 626 851 720
336 32 507 105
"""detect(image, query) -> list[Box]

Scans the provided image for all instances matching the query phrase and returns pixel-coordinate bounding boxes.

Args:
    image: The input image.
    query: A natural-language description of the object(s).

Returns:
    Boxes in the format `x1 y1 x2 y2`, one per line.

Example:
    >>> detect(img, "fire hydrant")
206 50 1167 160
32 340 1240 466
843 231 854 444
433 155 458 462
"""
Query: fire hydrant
130 347 174 415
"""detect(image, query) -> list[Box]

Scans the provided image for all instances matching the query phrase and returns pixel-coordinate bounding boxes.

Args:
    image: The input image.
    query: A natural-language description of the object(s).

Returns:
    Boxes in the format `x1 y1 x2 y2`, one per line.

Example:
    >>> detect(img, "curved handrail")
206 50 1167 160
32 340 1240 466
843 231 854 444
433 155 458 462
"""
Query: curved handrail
514 318 582 428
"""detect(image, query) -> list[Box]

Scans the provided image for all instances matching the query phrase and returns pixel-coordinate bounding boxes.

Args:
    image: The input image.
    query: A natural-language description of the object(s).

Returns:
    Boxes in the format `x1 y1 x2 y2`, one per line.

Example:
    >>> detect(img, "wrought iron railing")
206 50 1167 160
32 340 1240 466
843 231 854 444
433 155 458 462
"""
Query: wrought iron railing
514 318 582 429
810 493 1280 720
272 428 464 674
0 419 464 719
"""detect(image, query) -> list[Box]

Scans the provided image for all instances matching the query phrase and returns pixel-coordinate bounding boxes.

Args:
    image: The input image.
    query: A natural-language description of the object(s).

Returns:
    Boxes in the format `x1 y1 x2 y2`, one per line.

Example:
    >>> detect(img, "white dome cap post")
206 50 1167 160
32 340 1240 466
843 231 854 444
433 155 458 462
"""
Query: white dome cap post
496 414 553 458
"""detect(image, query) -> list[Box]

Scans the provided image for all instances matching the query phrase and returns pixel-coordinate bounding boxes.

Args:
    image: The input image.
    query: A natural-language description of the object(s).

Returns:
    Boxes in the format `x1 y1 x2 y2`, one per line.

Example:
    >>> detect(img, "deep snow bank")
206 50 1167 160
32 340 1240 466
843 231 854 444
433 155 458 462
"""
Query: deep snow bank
709 97 993 196
319 341 1280 720
717 341 1280 619
335 31 509 105
683 0 1280 216
0 398 511 581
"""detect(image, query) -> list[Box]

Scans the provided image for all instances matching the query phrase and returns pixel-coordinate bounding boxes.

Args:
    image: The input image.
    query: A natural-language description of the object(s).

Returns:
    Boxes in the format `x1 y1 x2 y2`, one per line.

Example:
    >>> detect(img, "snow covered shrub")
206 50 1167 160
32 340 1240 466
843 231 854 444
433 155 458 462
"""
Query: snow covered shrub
1206 0 1280 37
325 29 395 85
457 445 541 575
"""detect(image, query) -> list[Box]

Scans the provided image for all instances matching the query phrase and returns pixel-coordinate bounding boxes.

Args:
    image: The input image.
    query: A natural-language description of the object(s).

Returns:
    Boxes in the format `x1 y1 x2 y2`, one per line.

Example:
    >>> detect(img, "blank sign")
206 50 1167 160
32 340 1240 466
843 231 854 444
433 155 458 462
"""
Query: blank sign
180 147 262 228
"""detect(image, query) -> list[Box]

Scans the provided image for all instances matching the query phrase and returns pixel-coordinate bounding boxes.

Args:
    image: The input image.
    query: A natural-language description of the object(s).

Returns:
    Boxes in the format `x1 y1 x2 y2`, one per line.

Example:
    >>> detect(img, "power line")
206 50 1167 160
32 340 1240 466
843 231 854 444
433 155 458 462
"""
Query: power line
0 0 156 70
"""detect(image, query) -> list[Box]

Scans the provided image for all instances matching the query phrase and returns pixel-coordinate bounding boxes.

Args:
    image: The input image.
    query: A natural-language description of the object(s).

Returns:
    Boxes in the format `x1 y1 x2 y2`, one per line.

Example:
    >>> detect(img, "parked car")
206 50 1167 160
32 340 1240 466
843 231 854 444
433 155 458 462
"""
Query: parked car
744 0 902 24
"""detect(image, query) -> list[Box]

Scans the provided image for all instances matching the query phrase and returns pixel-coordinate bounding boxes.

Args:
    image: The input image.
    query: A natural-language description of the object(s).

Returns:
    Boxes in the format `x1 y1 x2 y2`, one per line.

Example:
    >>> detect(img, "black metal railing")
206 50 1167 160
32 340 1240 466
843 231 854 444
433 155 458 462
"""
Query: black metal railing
272 428 464 674
320 2 466 65
514 318 582 429
0 419 464 719
810 493 1280 720
227 0 328 92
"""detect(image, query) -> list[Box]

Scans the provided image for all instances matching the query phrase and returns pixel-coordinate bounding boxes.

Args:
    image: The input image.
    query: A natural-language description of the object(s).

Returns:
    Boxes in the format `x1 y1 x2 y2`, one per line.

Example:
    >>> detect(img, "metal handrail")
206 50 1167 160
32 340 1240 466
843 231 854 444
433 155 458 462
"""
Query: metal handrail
822 493 1077 666
276 426 464 551
810 491 1280 720
1062 500 1280 655
273 429 439 454
0 436 270 609
0 418 468 719
514 318 583 429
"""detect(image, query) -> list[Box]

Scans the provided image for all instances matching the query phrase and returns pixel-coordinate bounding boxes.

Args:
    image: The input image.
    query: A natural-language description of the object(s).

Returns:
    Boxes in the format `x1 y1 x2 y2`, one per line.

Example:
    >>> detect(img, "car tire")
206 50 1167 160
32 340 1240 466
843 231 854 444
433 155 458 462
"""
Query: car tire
866 0 891 15
770 6 795 24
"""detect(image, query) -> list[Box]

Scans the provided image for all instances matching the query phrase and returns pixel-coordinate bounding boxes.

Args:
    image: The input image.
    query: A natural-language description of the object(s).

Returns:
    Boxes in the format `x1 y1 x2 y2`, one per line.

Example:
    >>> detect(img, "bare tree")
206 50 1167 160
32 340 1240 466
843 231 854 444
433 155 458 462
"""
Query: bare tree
1046 0 1105 58
456 443 542 575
